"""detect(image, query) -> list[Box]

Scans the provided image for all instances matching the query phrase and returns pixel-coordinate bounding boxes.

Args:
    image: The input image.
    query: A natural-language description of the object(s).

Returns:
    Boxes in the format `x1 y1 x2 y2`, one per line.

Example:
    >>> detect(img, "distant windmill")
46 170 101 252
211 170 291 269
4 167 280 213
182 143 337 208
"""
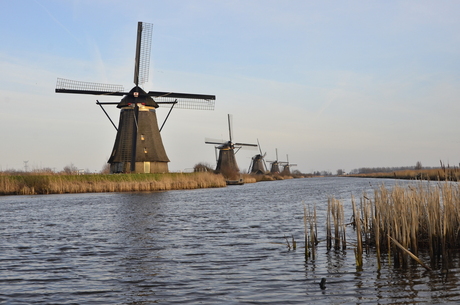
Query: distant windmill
248 139 268 175
281 154 297 176
267 148 283 174
205 114 257 175
55 22 215 174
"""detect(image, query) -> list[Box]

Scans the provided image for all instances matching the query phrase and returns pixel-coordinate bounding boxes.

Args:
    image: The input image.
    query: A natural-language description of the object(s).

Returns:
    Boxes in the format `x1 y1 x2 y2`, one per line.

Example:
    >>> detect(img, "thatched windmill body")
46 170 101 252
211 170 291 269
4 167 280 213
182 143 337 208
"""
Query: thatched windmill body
248 139 268 175
205 114 257 175
55 22 215 173
267 149 283 174
281 154 297 176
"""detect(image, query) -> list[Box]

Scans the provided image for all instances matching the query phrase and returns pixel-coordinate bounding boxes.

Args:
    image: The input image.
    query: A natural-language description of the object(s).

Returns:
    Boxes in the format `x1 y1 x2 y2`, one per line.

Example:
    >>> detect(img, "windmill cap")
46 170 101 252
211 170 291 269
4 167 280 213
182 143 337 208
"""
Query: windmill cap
118 87 159 108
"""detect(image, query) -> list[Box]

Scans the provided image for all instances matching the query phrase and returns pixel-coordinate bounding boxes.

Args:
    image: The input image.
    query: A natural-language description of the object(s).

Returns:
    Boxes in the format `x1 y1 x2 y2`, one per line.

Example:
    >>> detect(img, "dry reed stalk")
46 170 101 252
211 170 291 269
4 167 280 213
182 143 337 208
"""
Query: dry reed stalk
303 203 309 258
311 203 317 259
326 198 332 250
303 202 318 259
352 196 363 269
328 198 345 250
388 235 432 271
374 211 381 270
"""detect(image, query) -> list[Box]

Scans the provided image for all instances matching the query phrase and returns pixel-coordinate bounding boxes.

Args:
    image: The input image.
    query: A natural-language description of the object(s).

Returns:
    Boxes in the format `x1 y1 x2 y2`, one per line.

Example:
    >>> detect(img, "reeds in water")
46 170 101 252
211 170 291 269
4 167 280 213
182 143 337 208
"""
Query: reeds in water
304 202 317 259
327 198 346 252
351 182 460 270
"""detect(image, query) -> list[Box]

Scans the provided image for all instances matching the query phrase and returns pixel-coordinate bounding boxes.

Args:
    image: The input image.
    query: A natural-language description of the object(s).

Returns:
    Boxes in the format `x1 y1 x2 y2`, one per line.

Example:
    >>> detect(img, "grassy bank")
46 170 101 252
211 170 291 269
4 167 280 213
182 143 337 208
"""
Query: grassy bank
0 172 227 195
348 167 460 181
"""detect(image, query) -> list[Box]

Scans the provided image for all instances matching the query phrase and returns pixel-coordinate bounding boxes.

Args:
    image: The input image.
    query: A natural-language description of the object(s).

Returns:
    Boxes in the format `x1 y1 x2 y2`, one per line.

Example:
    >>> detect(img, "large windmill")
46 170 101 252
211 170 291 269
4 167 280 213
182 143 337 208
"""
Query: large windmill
205 114 257 175
248 139 268 175
55 22 215 174
281 154 297 176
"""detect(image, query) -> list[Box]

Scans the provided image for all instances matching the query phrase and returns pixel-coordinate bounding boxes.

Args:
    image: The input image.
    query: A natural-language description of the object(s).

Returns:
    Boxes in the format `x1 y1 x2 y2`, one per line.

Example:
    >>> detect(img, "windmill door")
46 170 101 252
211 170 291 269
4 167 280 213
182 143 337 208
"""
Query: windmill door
144 162 151 173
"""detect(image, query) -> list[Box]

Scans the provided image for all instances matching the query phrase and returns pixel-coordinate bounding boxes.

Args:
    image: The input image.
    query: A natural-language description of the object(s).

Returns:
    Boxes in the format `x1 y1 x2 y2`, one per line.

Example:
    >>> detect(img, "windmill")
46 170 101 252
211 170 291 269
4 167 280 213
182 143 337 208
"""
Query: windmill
281 154 297 176
267 148 282 174
248 139 268 175
205 114 257 175
55 22 215 174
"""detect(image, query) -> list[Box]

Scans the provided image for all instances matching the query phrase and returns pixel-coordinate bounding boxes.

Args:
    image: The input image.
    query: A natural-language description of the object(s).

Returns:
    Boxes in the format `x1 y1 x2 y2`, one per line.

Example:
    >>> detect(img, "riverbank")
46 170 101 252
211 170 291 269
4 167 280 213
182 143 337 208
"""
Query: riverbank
347 167 460 181
0 172 228 195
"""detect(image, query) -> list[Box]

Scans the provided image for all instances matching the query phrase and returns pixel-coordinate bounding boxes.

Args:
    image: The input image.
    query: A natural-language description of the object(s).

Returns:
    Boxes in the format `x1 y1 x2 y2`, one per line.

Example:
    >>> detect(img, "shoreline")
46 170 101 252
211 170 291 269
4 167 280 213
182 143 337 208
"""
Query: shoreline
0 172 228 196
0 172 310 196
346 167 460 181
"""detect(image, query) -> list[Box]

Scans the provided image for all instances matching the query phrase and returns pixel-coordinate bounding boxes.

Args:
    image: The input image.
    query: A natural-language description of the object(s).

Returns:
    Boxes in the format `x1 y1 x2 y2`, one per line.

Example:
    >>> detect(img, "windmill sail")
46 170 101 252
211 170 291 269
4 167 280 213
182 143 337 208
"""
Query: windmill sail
134 22 153 86
55 78 126 96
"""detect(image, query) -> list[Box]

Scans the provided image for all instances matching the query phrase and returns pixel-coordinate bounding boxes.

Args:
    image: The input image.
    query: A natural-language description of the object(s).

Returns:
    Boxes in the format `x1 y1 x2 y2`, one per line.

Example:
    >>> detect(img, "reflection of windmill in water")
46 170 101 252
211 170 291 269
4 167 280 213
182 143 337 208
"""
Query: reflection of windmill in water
280 154 297 176
55 22 215 174
205 114 257 176
248 139 268 175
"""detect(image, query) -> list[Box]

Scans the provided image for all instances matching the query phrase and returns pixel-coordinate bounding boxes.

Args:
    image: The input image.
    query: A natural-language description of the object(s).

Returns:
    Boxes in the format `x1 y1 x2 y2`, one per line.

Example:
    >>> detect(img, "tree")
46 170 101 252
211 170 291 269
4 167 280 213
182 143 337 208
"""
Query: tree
415 161 423 170
101 163 111 174
63 163 78 175
193 162 214 173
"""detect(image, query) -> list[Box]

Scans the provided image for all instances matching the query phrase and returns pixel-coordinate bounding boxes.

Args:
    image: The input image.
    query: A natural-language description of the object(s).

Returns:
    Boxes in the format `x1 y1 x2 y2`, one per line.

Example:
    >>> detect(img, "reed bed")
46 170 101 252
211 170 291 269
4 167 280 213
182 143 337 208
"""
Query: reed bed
296 182 460 271
0 172 226 195
349 166 460 181
327 198 347 252
348 182 460 270
303 202 318 259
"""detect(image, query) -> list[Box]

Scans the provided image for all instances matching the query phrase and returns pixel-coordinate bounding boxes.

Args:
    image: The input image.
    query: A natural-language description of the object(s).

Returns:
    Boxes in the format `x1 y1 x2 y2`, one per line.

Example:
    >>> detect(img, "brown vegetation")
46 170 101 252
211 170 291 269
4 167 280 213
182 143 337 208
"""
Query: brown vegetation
323 182 460 271
0 172 226 195
348 162 460 181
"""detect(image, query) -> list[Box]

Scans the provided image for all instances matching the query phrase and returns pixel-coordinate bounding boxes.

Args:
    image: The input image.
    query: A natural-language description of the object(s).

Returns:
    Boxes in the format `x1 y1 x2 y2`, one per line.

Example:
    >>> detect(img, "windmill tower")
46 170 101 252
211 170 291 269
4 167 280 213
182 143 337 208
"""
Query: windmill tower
205 114 257 176
281 154 297 176
248 139 267 175
267 149 282 174
55 22 215 174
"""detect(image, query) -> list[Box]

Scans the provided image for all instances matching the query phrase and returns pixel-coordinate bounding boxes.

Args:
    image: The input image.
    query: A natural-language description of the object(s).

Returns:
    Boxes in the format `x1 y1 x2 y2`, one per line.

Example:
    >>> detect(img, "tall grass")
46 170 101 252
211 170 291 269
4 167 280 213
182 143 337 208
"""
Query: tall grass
327 198 347 251
0 172 226 195
303 202 317 259
349 164 460 181
350 182 460 270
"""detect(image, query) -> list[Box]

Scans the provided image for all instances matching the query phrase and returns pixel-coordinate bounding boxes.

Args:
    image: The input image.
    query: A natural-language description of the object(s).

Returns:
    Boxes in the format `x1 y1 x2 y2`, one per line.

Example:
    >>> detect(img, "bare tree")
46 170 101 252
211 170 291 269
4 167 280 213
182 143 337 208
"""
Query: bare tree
63 163 78 175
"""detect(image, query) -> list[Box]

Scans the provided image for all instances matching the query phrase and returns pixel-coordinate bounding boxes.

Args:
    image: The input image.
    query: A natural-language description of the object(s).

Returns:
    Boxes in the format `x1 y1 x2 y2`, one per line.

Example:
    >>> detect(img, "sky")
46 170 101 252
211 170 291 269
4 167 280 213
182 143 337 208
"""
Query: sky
1 0 460 174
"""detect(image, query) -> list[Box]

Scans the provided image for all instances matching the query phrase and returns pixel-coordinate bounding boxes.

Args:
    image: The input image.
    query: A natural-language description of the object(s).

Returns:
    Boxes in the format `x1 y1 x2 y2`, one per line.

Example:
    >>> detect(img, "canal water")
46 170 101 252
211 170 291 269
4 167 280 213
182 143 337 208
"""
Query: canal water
1 177 460 304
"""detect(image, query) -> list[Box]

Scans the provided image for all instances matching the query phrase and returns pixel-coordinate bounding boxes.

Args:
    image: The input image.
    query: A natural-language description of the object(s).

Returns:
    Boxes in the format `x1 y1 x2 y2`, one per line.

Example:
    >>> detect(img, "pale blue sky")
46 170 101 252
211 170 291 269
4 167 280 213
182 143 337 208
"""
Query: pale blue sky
1 0 460 173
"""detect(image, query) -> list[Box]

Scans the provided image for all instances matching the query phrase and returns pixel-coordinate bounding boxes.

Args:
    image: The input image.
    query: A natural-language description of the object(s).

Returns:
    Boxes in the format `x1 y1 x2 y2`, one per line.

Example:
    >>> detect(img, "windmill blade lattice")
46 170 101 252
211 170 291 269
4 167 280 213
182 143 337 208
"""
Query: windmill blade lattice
56 78 126 96
134 22 153 86
234 142 258 147
154 95 215 110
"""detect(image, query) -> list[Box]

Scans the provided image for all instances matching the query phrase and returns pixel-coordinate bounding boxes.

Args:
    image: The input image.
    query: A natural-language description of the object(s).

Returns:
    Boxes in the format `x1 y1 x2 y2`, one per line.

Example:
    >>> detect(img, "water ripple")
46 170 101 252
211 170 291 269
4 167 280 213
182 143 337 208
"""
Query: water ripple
1 178 460 304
